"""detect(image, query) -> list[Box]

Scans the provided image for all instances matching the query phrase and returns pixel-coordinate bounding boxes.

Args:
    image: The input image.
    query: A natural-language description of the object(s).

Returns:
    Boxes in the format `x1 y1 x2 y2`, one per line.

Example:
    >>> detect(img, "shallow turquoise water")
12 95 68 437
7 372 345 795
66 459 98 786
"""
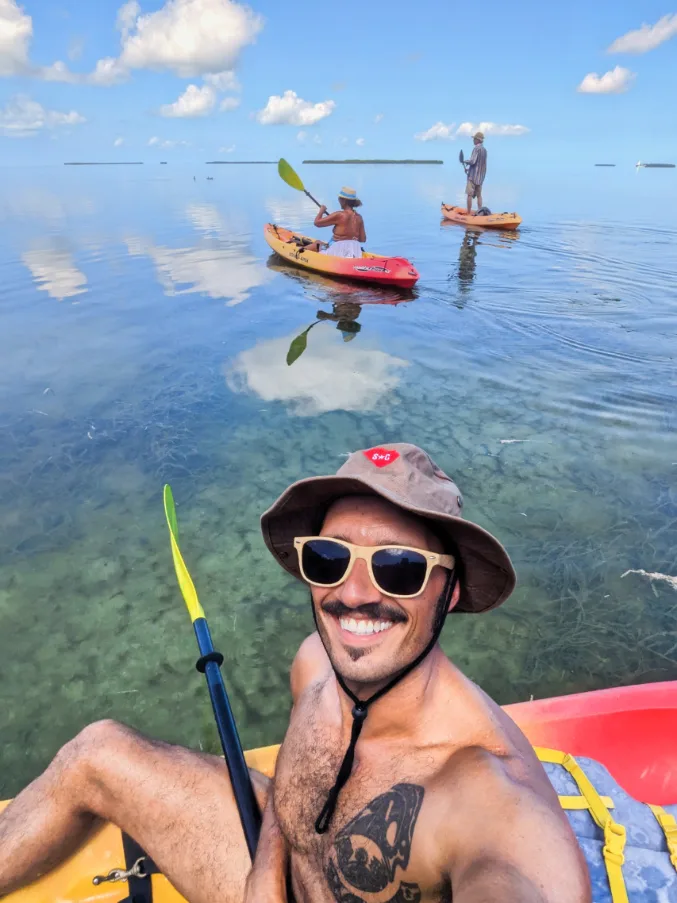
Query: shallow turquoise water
1 163 676 797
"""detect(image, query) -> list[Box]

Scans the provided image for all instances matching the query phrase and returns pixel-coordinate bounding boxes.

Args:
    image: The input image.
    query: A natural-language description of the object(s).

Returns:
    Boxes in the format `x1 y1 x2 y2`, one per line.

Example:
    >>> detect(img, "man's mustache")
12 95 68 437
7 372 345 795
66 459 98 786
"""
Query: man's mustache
320 598 407 624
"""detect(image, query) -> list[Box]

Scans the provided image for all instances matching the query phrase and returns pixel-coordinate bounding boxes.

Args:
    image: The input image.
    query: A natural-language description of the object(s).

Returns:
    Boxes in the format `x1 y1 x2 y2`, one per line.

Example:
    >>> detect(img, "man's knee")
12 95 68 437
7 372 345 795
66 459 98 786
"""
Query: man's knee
53 720 139 801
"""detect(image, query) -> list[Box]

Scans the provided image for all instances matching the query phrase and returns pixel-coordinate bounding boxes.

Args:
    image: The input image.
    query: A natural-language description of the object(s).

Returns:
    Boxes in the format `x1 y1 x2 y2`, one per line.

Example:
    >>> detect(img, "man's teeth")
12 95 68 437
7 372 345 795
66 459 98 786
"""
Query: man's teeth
339 617 394 636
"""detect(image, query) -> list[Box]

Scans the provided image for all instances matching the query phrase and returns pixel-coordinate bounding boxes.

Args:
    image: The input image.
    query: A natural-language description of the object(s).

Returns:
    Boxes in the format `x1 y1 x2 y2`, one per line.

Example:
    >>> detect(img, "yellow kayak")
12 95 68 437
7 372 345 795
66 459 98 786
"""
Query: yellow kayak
264 224 420 288
4 681 677 901
0 746 279 903
441 203 522 230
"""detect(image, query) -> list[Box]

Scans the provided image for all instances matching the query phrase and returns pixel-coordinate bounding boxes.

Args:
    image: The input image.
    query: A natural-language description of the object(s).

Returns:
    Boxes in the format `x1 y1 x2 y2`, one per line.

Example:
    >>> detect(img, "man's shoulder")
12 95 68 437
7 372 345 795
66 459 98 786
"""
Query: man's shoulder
290 632 332 703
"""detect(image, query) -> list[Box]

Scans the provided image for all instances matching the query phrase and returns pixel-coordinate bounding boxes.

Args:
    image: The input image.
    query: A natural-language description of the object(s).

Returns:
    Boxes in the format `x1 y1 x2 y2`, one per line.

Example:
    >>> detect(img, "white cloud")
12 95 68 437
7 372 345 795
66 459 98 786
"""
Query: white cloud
374 113 384 124
219 144 235 153
297 130 307 143
226 330 409 416
219 95 239 111
160 83 217 117
577 66 636 94
415 120 530 140
39 60 79 83
115 0 263 78
0 95 85 137
356 137 365 146
204 69 240 91
608 13 677 54
256 90 335 126
0 0 32 76
415 121 456 141
88 56 128 85
114 136 124 147
148 136 190 148
117 0 140 39
456 121 530 137
313 133 322 144
22 248 88 300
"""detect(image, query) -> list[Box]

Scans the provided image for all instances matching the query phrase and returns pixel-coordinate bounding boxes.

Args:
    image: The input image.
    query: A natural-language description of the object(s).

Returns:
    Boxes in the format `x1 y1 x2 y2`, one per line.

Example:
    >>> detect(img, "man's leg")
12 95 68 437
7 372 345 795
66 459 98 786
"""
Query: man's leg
466 182 473 214
476 187 483 210
0 720 268 903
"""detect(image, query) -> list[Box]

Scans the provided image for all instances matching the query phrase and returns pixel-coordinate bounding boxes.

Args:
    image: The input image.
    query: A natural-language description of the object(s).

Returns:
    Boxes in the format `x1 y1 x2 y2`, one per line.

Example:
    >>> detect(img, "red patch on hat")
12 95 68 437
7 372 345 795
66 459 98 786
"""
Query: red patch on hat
363 447 400 468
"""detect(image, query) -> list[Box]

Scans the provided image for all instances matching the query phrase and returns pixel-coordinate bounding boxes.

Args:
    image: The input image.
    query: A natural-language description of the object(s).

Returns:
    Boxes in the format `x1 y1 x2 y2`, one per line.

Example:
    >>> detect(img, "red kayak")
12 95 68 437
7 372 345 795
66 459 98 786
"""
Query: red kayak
507 681 677 804
264 224 420 289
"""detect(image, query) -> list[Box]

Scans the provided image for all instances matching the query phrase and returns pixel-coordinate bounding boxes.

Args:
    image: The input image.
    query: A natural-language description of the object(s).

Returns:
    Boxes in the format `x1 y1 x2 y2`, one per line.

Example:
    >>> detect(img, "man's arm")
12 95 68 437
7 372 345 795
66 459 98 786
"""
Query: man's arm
244 795 288 902
444 752 591 903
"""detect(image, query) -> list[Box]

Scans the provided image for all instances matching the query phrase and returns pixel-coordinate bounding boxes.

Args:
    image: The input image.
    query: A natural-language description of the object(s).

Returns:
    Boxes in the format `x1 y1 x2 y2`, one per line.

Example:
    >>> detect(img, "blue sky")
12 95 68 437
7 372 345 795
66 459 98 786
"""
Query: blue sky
0 0 675 165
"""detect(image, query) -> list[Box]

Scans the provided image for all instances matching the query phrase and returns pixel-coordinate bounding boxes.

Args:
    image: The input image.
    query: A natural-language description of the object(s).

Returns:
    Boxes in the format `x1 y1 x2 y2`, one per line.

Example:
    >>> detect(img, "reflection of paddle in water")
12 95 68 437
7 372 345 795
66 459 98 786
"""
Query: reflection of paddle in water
286 302 362 365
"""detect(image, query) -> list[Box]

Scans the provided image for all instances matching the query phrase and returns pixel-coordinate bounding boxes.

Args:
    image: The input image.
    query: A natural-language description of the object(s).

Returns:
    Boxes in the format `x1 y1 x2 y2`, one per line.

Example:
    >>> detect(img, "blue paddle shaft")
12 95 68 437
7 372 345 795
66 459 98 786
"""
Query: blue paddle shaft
193 617 261 859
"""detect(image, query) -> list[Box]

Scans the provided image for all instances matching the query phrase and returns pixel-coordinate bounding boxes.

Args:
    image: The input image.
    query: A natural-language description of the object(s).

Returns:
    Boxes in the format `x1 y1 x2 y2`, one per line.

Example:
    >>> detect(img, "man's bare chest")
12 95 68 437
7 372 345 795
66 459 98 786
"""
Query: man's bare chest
274 706 450 902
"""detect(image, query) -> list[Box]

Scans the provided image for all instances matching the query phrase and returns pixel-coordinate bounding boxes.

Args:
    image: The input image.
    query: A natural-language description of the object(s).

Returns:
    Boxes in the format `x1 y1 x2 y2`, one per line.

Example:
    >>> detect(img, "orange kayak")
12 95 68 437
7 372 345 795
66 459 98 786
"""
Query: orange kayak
441 203 522 230
3 682 677 901
264 223 419 289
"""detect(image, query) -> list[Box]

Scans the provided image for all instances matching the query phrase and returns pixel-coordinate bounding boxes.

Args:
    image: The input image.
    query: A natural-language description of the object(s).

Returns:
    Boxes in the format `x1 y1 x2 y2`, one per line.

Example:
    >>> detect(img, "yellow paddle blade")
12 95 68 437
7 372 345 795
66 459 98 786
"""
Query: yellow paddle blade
278 158 305 193
163 484 205 623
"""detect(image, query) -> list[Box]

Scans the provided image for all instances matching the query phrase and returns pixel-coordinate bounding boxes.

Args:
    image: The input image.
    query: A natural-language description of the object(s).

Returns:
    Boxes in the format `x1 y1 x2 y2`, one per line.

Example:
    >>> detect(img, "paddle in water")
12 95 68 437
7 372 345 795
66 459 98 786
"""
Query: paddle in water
163 484 261 859
278 158 324 209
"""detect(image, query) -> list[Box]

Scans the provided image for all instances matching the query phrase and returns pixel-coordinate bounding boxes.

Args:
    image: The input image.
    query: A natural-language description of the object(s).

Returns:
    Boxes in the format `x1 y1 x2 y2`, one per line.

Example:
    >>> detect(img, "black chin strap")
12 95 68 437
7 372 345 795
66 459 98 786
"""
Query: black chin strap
314 570 457 834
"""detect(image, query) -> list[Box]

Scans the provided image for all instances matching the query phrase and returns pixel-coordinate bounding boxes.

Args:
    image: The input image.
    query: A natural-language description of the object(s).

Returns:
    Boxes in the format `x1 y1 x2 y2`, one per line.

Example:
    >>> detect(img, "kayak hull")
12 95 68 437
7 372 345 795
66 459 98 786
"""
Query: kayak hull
441 203 522 230
264 223 419 289
3 683 677 902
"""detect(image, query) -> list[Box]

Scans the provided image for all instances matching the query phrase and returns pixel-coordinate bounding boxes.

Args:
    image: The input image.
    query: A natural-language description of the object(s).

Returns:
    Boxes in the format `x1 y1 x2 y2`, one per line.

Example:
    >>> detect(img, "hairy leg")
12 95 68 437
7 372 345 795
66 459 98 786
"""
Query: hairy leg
477 189 483 210
0 720 268 903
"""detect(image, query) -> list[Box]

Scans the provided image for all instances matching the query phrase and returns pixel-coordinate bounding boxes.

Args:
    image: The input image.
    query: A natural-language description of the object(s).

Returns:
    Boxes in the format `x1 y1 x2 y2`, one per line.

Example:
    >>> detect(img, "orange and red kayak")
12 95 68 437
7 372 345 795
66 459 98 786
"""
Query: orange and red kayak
264 223 419 289
441 203 522 230
3 681 677 901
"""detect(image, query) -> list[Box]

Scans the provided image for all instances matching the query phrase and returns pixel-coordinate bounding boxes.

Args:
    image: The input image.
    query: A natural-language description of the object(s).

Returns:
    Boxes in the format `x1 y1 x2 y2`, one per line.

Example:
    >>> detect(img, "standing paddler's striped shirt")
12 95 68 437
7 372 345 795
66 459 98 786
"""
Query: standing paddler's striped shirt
467 144 487 185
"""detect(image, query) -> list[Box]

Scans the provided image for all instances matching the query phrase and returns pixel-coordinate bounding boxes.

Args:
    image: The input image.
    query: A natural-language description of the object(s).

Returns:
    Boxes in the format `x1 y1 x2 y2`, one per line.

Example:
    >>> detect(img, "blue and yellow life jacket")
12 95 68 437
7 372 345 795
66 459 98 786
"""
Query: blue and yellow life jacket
538 748 677 902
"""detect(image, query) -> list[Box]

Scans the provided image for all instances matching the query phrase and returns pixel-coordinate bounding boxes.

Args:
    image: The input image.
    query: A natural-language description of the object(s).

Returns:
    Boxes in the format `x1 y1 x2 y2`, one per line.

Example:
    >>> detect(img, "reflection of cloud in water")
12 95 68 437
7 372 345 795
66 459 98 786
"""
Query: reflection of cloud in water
265 195 316 231
186 203 227 236
21 248 88 300
185 203 250 239
0 189 95 223
226 329 408 416
126 237 270 307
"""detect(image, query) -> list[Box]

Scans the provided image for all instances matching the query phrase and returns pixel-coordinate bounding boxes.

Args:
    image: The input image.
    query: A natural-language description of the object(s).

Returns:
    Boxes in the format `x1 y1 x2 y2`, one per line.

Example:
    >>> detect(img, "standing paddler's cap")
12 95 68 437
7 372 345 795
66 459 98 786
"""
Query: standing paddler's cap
260 443 516 613
473 131 485 141
338 186 359 200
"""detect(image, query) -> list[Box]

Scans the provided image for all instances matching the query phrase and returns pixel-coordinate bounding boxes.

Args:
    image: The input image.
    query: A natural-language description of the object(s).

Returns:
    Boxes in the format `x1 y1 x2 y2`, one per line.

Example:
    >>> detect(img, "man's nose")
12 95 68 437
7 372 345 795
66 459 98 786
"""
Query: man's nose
336 557 381 608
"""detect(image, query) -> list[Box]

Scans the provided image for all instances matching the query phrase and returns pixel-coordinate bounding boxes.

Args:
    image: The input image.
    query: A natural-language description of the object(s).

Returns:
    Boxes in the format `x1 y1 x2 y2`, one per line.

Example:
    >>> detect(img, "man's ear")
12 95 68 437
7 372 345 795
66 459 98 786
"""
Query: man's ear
448 579 461 614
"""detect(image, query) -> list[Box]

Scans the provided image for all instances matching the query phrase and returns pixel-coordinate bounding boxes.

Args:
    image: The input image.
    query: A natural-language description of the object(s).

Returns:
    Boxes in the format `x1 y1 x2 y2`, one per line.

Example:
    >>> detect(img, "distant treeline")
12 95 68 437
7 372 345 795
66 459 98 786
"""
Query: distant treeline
206 160 277 164
64 162 144 165
303 159 444 165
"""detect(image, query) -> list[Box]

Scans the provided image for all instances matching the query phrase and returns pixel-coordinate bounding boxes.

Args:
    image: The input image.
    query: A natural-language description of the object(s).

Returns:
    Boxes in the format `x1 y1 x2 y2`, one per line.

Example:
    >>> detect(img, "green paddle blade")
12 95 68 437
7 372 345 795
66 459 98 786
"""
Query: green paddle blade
278 158 305 193
163 484 205 623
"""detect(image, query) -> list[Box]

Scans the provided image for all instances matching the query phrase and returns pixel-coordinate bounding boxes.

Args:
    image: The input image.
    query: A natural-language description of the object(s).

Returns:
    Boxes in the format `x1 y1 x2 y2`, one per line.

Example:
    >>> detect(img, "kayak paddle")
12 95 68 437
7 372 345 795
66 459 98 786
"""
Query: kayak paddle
278 158 324 209
163 484 261 859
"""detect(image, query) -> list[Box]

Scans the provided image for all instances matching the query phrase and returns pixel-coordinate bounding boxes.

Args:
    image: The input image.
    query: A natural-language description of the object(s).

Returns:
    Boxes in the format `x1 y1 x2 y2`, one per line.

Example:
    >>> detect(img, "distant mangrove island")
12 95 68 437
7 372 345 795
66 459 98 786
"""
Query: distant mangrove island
303 159 444 165
206 160 277 164
64 162 143 165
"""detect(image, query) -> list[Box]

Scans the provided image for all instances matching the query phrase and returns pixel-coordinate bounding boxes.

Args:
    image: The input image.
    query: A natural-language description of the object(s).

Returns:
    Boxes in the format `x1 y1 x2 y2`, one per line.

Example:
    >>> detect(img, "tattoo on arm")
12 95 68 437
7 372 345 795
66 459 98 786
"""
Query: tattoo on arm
326 783 424 903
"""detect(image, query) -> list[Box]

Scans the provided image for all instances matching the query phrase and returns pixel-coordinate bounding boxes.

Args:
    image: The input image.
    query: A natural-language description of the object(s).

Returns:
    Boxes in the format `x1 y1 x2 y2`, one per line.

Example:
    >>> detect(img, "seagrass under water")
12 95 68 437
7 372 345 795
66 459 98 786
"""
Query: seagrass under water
0 163 676 798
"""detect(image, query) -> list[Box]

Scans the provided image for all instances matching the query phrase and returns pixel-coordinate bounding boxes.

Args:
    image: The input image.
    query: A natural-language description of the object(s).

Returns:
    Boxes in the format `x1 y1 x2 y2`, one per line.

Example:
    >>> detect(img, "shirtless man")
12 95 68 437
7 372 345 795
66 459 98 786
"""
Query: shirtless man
0 443 591 903
304 186 366 257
